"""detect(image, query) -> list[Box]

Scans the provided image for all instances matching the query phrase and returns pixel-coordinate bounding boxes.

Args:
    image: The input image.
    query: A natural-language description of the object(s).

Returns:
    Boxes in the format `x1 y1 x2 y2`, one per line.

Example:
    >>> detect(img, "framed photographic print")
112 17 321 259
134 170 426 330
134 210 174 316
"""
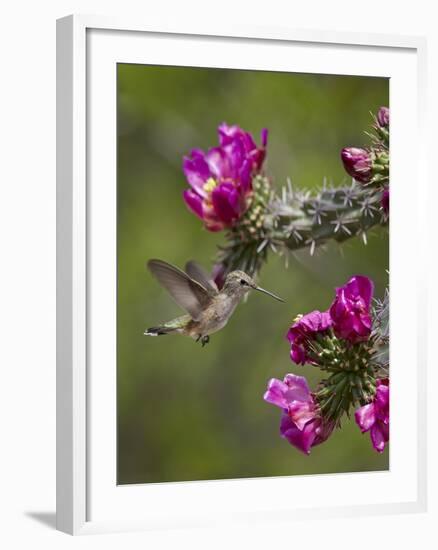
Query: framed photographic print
56 15 427 535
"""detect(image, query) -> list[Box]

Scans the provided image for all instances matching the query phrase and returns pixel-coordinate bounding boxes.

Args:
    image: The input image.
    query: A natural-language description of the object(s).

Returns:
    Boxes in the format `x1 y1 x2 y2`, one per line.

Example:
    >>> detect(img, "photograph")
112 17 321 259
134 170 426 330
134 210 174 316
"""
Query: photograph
1 0 431 544
116 64 390 485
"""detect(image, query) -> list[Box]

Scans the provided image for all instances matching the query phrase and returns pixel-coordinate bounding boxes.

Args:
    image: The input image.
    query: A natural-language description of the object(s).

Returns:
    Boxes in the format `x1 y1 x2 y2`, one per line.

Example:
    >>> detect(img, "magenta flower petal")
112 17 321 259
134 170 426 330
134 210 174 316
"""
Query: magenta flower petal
288 401 317 430
217 122 241 146
290 345 307 365
205 147 230 179
345 275 374 309
249 128 268 171
283 373 312 402
263 373 311 410
280 413 334 455
201 202 226 232
375 381 389 424
382 188 389 214
280 413 317 455
370 422 389 453
182 154 211 194
329 275 374 343
217 123 266 168
241 131 257 153
354 403 376 432
286 310 332 365
224 138 245 179
301 310 332 332
211 182 242 224
238 159 252 192
377 106 390 128
218 124 257 153
264 374 333 454
183 189 204 220
263 378 290 409
313 420 336 447
204 221 224 232
183 123 268 230
355 379 389 453
341 147 372 183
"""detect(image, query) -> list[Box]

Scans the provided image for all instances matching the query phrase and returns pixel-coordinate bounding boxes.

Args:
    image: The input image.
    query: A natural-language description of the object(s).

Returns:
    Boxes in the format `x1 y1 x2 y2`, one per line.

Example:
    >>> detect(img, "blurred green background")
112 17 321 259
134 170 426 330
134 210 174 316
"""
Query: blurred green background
117 64 389 485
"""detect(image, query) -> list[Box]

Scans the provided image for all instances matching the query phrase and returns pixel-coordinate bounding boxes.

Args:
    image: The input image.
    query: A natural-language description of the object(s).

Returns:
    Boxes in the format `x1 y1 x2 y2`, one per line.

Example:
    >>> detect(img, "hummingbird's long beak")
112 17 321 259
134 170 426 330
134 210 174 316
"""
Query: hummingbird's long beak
254 286 285 302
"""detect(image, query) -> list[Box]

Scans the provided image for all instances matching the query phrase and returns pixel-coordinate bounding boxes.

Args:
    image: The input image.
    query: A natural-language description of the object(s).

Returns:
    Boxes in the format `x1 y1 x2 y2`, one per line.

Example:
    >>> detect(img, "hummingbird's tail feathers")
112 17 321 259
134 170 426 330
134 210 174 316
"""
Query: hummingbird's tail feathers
144 326 175 336
144 315 190 337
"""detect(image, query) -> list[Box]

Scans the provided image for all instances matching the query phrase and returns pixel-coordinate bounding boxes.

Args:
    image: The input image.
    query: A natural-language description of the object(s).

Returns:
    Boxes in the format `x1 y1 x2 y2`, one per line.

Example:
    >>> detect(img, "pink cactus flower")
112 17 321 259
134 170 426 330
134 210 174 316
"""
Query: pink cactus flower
183 123 268 231
286 310 332 365
264 374 333 454
329 275 374 343
355 379 389 453
341 147 373 183
377 106 389 128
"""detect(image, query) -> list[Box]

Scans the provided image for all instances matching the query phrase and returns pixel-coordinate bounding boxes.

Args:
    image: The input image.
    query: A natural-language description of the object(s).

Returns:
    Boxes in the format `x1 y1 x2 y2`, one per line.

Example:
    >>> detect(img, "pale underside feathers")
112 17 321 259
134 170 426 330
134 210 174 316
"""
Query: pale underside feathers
147 259 216 320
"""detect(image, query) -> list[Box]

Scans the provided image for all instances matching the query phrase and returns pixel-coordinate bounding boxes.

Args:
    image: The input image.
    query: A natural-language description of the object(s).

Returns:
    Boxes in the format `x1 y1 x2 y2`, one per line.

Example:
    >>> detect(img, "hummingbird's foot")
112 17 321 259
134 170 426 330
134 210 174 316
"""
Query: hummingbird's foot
201 335 210 347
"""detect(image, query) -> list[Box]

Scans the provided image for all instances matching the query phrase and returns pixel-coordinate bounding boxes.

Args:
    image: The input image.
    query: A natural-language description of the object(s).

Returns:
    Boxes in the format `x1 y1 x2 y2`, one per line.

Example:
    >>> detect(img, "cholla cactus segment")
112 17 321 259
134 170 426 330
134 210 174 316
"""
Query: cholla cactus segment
313 285 389 427
267 180 385 250
315 367 376 425
307 279 388 425
216 176 386 279
215 174 272 278
280 276 388 432
263 274 389 453
207 108 390 279
369 288 389 377
312 337 377 423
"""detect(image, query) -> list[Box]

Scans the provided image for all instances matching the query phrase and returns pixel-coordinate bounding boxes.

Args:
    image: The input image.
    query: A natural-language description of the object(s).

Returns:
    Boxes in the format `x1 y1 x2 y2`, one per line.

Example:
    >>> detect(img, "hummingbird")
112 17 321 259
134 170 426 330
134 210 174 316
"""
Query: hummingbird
144 259 285 346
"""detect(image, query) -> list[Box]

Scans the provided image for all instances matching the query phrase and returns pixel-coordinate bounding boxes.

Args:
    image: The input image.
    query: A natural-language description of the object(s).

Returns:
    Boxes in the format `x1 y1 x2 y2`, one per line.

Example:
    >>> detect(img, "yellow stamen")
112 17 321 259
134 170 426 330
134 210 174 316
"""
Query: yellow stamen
203 177 217 193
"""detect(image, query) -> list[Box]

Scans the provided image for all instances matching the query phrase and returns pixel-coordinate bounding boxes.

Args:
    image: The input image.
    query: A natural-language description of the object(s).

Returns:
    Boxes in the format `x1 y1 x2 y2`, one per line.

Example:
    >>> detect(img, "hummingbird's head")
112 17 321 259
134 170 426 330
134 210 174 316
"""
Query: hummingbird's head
223 271 285 302
223 271 256 297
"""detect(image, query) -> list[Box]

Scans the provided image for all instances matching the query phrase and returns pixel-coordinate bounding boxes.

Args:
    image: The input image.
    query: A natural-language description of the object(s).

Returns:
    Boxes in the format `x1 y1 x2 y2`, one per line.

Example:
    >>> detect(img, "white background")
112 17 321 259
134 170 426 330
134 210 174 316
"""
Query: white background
0 0 436 548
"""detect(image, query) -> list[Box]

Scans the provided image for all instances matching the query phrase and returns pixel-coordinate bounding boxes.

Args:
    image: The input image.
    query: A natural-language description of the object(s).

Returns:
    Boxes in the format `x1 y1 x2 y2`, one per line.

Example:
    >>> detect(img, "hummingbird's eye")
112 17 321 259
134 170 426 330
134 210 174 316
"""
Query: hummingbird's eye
240 279 247 286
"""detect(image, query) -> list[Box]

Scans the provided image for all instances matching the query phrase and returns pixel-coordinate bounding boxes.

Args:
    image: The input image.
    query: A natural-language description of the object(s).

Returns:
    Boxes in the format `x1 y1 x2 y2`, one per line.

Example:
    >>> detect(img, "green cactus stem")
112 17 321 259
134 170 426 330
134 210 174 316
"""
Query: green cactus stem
369 288 389 377
216 175 388 278
311 289 389 426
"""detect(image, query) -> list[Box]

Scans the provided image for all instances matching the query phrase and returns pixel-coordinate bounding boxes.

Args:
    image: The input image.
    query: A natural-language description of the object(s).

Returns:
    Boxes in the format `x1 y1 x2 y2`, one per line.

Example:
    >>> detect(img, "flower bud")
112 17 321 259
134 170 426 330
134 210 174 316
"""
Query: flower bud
377 106 389 128
341 147 372 183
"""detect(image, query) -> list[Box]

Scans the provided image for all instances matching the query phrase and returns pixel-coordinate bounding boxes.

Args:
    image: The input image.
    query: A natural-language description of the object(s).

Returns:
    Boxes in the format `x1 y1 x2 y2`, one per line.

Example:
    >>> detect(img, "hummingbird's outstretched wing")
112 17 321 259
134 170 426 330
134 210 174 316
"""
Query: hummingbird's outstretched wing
147 259 212 320
185 261 219 295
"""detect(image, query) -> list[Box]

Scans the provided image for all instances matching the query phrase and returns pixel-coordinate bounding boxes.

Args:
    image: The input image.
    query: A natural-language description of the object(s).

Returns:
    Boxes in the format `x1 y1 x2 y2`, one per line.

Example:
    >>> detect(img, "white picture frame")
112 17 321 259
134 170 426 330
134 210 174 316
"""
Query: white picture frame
56 14 428 535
